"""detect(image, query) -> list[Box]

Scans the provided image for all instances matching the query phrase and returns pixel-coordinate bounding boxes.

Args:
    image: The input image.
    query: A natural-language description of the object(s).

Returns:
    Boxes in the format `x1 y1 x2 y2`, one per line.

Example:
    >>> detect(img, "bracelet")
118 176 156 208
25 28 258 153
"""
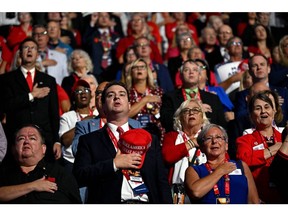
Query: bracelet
187 139 195 149
267 147 273 157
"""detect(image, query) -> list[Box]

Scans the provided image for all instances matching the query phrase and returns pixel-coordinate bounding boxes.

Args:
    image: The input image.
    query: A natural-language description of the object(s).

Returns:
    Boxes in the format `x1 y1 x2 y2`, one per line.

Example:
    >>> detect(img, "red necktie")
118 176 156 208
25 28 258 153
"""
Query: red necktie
117 126 125 137
26 71 33 91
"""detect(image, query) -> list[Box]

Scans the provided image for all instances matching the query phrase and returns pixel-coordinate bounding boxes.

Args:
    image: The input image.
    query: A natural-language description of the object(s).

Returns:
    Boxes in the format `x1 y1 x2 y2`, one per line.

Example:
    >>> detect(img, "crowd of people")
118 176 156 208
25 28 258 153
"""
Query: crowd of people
1 12 288 204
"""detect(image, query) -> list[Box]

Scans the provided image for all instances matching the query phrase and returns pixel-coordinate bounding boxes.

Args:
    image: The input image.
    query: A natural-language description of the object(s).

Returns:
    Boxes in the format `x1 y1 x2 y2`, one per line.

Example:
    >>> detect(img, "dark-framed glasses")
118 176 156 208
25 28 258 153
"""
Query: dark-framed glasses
74 88 91 95
181 107 202 115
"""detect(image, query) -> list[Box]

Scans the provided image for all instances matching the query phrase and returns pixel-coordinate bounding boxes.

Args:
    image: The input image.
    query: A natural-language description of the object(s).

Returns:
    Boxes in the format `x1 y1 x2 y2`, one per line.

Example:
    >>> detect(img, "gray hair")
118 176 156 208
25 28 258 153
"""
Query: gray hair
176 32 193 48
68 49 94 73
196 124 228 147
173 98 210 131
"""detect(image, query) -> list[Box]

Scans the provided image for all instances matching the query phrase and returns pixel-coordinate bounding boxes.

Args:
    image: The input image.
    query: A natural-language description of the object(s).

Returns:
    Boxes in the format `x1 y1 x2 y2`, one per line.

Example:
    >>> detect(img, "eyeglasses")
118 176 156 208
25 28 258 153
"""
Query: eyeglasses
181 37 192 42
203 135 226 144
22 46 37 51
136 43 149 48
74 88 91 95
96 90 103 97
33 31 48 37
181 107 202 115
199 65 207 70
229 41 242 47
131 65 147 71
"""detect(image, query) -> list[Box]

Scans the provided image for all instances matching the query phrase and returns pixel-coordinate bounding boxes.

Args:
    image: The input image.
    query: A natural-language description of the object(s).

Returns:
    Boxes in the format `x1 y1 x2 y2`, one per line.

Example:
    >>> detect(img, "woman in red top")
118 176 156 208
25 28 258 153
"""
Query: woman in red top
7 12 33 56
236 91 283 203
161 98 209 203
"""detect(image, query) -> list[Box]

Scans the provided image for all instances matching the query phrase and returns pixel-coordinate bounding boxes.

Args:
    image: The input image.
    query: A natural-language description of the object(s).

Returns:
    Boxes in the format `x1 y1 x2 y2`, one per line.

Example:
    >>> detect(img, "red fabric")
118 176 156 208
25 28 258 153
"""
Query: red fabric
237 22 248 37
127 21 162 44
236 129 282 203
161 131 189 185
7 25 32 51
26 71 33 91
57 84 70 116
0 36 13 72
116 35 163 64
165 21 199 46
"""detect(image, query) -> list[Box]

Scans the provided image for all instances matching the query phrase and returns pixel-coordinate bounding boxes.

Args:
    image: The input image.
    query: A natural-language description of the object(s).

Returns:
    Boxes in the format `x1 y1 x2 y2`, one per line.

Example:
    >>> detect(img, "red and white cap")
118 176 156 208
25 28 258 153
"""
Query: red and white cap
118 129 152 169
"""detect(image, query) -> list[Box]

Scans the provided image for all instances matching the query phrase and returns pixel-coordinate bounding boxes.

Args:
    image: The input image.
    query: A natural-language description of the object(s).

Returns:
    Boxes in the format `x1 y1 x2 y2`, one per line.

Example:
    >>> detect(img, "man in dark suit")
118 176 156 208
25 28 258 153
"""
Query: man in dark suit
160 59 227 133
73 81 172 204
82 12 121 83
234 53 288 128
0 37 61 163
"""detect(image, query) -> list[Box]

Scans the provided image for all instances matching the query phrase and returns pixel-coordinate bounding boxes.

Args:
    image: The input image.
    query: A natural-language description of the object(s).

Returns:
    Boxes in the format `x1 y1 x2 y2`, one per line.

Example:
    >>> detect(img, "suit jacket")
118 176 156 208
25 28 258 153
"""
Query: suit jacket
73 124 172 204
160 88 227 132
234 85 288 127
0 68 59 161
71 117 142 156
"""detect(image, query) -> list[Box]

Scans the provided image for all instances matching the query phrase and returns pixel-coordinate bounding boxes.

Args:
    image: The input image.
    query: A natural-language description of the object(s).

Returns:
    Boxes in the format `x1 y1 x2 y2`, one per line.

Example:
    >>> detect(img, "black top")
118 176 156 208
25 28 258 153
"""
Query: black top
0 159 82 204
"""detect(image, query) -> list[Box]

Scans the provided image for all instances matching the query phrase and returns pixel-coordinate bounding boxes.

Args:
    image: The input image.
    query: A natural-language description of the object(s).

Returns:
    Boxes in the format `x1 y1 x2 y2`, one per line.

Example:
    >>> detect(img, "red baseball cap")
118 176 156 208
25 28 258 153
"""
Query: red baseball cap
118 129 152 169
71 79 90 94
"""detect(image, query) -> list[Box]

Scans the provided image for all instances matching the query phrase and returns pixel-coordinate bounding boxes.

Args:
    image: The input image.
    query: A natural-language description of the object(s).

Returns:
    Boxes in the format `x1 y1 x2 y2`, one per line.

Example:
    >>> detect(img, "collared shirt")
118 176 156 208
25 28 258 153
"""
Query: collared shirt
107 122 149 203
21 67 36 101
21 66 35 81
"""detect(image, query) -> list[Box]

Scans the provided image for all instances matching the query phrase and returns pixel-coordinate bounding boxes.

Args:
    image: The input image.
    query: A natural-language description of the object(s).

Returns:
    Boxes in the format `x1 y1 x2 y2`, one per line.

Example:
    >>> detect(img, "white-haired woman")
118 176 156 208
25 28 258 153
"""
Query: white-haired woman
61 49 94 100
161 98 210 204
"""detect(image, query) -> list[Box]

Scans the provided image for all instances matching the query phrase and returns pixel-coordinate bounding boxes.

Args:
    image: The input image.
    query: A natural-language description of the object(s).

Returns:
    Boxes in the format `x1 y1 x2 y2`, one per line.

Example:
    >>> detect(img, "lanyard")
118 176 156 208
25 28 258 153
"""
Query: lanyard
204 159 230 198
257 128 277 148
76 109 93 121
106 126 119 150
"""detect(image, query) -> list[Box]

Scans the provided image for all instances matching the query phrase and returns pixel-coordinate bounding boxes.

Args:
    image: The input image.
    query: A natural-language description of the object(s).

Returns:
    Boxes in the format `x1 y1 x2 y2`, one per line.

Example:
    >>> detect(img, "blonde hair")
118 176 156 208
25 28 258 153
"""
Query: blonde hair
173 98 210 131
125 58 155 90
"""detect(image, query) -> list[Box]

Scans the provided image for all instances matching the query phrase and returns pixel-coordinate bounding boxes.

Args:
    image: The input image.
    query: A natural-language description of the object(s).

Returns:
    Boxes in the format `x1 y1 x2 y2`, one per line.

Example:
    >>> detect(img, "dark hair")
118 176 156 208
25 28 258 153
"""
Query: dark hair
248 91 282 123
123 45 138 64
179 59 199 74
101 81 130 105
262 89 283 124
32 24 47 32
14 124 46 145
194 58 211 85
19 37 38 53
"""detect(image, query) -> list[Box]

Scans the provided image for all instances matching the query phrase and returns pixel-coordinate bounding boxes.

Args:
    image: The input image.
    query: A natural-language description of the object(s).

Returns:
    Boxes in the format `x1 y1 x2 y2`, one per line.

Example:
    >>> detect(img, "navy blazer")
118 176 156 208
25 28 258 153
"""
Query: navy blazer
71 117 142 155
160 88 227 132
73 124 172 204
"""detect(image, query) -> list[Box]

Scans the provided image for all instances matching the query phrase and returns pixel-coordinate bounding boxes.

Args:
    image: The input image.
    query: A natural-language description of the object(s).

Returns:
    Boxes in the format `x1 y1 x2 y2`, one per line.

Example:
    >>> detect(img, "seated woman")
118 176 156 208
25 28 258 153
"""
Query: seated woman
162 98 210 204
126 58 164 143
185 124 259 204
236 91 283 203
